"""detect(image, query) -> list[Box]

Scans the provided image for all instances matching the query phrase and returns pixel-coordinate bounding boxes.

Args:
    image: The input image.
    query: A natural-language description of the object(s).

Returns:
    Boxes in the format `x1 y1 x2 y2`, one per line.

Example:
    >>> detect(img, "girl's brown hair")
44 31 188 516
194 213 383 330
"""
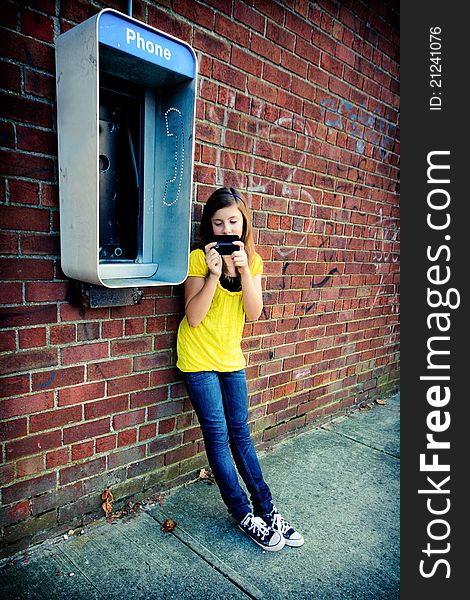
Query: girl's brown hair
198 187 256 268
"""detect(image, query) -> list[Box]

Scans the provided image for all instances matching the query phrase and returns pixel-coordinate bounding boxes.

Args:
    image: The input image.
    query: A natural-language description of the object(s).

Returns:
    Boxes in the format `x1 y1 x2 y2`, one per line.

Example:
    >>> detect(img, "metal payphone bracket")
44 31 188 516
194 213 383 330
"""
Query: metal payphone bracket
67 281 144 309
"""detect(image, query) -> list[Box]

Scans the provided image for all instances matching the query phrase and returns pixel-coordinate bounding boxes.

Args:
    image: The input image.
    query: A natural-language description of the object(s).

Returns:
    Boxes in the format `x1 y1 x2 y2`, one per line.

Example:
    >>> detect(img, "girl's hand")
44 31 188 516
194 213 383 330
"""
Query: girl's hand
231 241 249 274
204 242 222 278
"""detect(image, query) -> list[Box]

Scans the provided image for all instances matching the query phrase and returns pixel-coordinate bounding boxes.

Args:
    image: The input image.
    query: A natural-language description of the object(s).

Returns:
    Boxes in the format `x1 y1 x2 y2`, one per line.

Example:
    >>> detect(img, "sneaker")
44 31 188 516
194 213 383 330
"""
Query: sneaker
263 506 304 547
238 513 285 551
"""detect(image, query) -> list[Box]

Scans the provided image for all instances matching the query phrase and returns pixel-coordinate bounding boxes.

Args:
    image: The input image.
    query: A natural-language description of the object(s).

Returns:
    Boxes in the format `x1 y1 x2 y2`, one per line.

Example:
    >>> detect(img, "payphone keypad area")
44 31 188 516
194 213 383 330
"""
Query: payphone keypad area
55 9 197 288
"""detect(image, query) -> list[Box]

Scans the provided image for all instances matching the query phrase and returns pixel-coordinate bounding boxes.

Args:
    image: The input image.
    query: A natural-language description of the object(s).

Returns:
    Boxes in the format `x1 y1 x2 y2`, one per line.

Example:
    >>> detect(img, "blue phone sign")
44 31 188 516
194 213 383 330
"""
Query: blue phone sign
98 12 196 79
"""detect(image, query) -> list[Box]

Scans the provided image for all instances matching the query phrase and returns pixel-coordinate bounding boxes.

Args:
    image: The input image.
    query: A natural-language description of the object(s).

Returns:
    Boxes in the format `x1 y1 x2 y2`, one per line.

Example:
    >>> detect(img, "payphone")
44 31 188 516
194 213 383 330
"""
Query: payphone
55 9 197 288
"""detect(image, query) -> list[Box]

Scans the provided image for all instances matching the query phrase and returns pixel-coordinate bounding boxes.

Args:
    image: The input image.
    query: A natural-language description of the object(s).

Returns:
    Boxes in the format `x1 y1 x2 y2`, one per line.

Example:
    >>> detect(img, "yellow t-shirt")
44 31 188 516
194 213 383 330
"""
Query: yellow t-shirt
176 249 263 372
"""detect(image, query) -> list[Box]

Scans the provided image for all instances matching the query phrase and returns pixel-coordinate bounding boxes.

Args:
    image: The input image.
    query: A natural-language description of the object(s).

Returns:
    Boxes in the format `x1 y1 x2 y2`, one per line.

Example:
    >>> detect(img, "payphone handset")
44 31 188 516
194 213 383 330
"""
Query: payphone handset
162 107 184 207
56 9 197 288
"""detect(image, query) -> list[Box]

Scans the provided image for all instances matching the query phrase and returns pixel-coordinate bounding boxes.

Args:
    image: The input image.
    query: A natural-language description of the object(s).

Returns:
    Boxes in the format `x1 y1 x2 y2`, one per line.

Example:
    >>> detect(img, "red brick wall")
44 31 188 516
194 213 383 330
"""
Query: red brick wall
0 0 399 555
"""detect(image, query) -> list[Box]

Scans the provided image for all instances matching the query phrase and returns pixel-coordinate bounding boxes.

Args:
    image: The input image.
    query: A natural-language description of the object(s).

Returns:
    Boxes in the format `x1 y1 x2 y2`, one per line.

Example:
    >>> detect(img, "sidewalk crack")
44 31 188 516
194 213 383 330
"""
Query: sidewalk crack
146 508 265 600
322 427 400 459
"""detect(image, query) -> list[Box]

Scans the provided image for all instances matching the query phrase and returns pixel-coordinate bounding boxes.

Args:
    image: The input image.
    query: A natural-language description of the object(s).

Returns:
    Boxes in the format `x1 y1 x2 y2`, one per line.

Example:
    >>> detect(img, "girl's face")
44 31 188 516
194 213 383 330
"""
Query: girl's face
211 205 244 238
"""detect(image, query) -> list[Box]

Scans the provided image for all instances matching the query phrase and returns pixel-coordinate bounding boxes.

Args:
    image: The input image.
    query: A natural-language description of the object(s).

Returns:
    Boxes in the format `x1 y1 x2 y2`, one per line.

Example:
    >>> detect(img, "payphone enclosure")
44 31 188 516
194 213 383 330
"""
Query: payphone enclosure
56 9 197 288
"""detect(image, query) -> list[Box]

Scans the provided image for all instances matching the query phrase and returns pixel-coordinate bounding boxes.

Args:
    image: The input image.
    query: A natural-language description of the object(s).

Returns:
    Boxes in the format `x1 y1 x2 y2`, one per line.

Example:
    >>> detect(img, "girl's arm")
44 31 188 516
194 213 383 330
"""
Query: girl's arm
184 274 219 327
184 243 222 327
240 271 263 321
232 242 263 321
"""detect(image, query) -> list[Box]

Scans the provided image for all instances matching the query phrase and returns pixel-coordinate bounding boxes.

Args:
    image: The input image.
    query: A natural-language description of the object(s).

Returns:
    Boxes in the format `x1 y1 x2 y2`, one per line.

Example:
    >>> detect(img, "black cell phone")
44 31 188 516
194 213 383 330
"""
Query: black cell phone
213 235 240 255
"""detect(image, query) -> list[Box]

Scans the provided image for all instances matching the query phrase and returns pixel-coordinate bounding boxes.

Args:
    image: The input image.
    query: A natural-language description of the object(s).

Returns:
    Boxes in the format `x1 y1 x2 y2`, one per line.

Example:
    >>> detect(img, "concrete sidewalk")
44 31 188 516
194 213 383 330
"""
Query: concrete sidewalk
0 393 400 599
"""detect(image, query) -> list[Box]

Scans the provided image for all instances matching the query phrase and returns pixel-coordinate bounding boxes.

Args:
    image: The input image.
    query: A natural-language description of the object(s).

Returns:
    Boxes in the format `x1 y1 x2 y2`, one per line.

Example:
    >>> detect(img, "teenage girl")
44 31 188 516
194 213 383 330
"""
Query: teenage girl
177 187 304 551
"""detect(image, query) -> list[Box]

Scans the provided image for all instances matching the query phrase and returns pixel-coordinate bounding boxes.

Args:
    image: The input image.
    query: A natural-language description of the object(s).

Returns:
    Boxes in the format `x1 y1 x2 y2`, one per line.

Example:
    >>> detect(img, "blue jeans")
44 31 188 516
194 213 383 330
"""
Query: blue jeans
184 370 273 523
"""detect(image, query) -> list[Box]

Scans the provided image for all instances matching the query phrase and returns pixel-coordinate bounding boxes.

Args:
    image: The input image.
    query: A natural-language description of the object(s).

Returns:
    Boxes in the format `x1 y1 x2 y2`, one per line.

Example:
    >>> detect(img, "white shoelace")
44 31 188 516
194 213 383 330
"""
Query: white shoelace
247 516 270 540
273 512 291 534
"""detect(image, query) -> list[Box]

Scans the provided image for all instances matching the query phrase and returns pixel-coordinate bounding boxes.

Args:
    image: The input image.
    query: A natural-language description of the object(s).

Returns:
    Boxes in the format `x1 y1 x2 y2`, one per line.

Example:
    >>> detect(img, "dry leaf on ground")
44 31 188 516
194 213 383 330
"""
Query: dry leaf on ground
101 488 114 517
198 468 216 484
161 518 177 533
185 468 216 487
